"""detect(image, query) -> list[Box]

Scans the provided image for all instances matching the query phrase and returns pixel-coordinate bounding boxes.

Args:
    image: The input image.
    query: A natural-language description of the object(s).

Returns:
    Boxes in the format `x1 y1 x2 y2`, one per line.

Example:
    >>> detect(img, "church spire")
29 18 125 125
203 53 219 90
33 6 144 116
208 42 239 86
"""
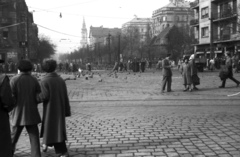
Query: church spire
82 17 86 30
80 17 88 48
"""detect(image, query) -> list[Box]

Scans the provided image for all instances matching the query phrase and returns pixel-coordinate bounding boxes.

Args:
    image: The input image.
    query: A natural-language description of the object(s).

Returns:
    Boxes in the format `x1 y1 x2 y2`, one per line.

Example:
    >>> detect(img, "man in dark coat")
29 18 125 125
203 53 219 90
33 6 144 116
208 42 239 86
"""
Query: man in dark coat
219 52 240 88
10 60 42 157
161 54 173 93
0 69 15 157
189 54 199 90
38 59 71 157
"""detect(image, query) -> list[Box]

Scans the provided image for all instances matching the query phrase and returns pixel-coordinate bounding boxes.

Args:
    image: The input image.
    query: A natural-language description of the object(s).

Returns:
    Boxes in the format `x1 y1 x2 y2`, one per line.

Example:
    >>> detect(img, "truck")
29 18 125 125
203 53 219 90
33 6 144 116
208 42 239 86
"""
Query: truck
194 51 207 72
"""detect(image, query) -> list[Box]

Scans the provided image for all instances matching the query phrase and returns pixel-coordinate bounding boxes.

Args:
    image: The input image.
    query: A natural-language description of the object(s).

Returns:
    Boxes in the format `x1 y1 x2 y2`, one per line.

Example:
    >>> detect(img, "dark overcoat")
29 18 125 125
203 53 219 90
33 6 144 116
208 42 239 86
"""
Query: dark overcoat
10 73 41 126
162 59 172 77
0 75 15 157
38 72 70 145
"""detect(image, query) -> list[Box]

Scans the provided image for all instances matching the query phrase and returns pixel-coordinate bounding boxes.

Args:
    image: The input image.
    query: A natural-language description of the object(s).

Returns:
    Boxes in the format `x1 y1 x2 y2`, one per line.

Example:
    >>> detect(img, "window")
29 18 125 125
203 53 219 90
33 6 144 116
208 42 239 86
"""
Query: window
201 7 209 19
3 28 9 39
163 16 167 21
175 16 179 21
232 22 237 34
201 27 209 37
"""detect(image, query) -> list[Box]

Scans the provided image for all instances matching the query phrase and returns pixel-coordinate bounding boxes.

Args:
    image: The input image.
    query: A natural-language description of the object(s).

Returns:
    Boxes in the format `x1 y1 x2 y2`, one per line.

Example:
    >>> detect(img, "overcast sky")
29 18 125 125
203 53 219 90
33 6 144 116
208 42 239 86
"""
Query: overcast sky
25 0 170 53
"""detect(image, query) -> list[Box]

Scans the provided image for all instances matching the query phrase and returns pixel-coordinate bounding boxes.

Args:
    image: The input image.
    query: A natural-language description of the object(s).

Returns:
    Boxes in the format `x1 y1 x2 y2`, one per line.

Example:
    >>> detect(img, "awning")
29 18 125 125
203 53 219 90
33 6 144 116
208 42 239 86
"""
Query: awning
214 51 222 53
196 52 205 54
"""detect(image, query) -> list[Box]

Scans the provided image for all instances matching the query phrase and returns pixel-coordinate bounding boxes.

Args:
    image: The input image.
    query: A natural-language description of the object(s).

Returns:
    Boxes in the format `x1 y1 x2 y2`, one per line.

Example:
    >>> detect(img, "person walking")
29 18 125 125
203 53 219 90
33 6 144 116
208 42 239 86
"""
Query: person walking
0 66 15 157
10 60 42 157
38 59 71 157
219 52 240 88
161 54 173 93
180 57 192 91
189 54 200 90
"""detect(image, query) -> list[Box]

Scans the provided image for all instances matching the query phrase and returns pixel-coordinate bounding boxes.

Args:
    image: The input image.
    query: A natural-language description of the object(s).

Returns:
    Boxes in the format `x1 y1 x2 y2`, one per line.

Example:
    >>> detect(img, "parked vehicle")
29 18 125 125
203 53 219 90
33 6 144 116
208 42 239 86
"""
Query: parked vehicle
194 52 207 72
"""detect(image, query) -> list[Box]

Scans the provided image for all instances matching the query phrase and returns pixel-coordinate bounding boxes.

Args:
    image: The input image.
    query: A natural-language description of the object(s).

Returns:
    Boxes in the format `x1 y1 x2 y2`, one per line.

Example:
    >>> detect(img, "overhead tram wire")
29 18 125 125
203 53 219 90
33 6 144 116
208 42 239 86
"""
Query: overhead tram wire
0 22 25 30
35 24 81 38
29 7 131 20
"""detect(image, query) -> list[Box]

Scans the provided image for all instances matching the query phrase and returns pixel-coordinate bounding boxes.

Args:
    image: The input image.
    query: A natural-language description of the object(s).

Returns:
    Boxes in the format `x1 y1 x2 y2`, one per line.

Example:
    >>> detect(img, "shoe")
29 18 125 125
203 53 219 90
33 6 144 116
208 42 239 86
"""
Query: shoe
59 152 69 157
219 86 225 88
193 87 199 90
183 88 189 92
237 83 240 87
189 88 192 92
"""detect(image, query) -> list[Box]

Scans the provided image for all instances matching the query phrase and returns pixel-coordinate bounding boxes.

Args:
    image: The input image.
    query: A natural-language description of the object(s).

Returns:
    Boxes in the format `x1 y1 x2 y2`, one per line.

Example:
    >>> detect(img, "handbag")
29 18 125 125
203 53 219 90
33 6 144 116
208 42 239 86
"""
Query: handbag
192 74 200 85
219 65 229 80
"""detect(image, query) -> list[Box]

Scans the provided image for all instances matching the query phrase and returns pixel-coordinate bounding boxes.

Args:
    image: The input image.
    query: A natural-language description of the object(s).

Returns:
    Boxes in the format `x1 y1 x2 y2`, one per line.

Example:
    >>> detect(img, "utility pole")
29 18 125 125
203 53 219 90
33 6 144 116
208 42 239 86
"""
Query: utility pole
118 33 121 62
25 11 29 59
107 33 111 64
210 7 214 59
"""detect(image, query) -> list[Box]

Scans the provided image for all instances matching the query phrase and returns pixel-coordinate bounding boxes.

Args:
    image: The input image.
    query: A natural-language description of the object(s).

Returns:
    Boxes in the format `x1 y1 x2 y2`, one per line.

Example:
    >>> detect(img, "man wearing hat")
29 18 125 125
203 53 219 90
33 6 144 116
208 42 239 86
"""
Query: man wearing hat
161 53 173 93
219 51 240 88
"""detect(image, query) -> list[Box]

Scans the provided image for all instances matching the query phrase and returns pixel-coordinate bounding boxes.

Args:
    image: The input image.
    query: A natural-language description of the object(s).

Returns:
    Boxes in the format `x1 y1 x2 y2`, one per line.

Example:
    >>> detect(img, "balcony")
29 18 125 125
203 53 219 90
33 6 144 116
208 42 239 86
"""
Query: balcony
213 34 231 42
212 0 226 3
212 10 237 21
190 0 199 9
192 39 199 44
190 19 199 26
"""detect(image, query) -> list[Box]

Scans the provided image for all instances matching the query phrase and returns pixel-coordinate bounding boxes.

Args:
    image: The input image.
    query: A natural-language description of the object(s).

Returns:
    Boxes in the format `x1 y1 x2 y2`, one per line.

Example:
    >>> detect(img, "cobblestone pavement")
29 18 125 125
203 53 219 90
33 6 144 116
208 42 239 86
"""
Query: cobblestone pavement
14 70 240 157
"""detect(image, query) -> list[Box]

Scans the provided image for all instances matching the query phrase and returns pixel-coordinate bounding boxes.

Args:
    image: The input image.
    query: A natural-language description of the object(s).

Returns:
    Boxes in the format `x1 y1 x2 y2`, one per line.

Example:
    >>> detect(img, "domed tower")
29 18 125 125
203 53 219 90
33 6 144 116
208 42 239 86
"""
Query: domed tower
80 17 88 48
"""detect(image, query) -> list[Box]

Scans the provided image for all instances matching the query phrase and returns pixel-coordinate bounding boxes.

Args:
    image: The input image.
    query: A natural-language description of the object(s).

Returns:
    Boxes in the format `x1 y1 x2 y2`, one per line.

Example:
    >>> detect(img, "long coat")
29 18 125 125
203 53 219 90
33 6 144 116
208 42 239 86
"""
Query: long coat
162 59 172 77
0 75 15 157
10 73 41 126
189 59 198 75
38 72 70 145
180 63 192 85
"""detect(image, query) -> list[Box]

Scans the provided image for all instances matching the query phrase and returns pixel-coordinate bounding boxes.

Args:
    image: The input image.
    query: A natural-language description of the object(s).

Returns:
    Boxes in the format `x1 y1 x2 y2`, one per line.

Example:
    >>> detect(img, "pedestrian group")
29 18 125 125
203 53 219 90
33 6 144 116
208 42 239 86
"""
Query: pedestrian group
161 51 239 93
0 59 71 157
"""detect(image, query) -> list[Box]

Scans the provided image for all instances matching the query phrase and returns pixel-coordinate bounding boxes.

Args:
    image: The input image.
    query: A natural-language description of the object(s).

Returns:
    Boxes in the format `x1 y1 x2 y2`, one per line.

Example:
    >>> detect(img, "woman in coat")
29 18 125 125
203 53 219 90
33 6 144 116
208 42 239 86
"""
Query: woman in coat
189 54 199 90
180 57 192 91
10 60 42 157
0 71 15 157
38 59 71 157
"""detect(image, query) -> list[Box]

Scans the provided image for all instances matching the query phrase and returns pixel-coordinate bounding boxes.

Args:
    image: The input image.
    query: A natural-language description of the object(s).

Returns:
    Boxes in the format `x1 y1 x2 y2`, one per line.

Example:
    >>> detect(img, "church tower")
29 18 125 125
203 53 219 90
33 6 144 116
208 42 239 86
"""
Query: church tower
80 17 88 48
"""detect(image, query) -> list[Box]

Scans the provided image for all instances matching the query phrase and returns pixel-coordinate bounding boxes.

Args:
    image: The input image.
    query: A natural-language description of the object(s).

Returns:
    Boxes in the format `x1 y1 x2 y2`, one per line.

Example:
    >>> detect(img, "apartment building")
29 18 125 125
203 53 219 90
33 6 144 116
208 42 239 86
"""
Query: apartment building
0 0 38 62
122 18 152 43
191 0 240 57
152 0 193 36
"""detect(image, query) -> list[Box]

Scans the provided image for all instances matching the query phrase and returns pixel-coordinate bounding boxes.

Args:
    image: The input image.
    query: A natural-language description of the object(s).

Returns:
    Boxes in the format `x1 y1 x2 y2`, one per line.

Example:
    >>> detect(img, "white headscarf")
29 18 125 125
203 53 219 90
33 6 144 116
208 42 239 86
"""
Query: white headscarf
189 54 195 60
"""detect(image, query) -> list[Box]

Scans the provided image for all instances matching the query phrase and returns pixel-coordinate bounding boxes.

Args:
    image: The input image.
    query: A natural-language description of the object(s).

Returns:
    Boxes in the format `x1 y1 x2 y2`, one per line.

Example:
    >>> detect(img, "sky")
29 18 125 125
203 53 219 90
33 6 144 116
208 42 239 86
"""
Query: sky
25 0 170 54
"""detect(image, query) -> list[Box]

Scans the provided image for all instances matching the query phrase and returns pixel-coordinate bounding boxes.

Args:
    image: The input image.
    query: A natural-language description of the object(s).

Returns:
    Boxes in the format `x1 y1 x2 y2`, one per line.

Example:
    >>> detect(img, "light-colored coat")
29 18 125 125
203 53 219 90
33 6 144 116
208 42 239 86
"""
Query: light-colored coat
38 72 70 145
180 63 192 85
10 73 41 126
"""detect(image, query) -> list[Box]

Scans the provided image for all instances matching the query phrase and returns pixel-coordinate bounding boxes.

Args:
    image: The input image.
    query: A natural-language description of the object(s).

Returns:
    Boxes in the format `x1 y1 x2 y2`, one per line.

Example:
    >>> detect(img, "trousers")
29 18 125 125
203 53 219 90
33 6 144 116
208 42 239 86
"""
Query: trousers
11 125 41 157
161 75 172 92
221 75 240 87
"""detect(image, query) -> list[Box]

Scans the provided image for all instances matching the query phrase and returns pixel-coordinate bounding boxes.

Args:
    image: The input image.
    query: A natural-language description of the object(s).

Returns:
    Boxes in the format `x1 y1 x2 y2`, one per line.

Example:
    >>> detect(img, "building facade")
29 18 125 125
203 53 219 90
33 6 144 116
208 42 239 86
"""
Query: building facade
89 26 121 49
152 0 193 36
80 17 88 48
0 0 38 63
122 18 152 43
191 0 240 57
